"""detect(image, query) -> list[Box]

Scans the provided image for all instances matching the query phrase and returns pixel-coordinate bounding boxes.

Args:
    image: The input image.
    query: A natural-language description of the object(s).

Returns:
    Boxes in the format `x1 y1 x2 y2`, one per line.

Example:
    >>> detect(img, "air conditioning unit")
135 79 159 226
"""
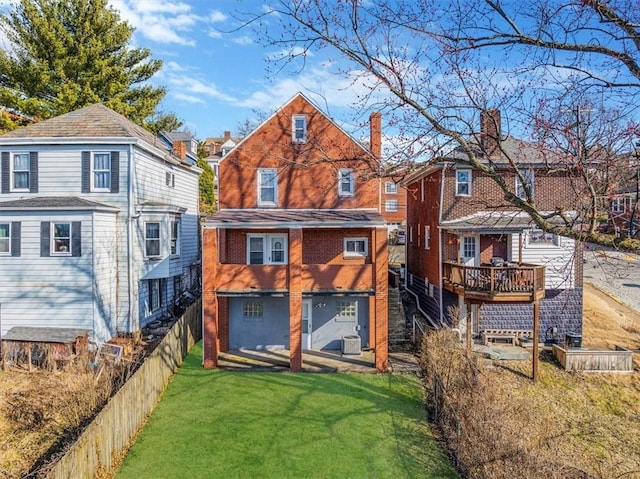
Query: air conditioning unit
565 332 582 349
342 335 361 355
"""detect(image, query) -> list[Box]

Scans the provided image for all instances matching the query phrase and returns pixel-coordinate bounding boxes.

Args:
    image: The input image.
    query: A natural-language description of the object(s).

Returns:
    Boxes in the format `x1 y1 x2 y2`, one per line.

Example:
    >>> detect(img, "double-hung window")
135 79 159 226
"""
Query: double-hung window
385 199 399 212
0 223 10 255
344 237 368 258
385 181 398 194
52 222 71 255
145 222 161 258
92 152 111 191
456 169 471 196
257 169 278 206
12 153 30 190
338 168 355 197
170 220 180 255
516 169 535 199
292 115 307 143
247 234 287 264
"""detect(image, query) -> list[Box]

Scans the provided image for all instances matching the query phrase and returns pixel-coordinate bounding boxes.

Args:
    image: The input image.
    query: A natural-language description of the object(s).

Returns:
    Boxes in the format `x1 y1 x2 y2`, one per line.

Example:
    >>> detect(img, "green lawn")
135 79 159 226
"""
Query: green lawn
116 342 458 479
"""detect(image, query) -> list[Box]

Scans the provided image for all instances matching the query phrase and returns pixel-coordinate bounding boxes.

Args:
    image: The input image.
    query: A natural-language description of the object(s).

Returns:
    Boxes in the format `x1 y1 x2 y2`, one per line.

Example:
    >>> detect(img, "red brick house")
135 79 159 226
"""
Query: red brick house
202 93 388 371
403 110 584 349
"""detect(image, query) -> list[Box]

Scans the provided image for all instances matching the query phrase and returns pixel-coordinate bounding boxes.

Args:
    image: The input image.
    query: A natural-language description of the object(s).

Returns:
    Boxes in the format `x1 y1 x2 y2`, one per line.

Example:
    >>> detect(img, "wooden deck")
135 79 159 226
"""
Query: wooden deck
442 262 546 303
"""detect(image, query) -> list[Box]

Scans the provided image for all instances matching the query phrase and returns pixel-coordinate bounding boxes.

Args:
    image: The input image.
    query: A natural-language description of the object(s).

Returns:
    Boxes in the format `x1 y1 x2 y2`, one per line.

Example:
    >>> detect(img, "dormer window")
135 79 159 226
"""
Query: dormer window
292 115 307 143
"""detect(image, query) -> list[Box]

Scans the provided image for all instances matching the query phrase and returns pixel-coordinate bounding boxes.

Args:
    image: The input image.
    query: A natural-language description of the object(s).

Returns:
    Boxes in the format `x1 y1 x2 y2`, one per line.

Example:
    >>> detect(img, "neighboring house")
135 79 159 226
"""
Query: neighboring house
0 104 201 343
403 109 584 345
203 131 242 210
381 176 407 234
202 92 389 371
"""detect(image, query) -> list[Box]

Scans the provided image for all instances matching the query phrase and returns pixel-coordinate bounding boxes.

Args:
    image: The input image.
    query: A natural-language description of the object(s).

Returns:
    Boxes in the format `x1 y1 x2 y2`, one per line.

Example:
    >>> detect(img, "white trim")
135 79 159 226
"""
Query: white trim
0 222 10 256
144 221 161 258
247 233 288 264
90 151 112 192
455 169 472 196
424 225 431 250
344 237 368 257
385 181 398 194
51 221 72 256
10 152 30 192
257 168 278 207
338 168 355 197
292 114 307 143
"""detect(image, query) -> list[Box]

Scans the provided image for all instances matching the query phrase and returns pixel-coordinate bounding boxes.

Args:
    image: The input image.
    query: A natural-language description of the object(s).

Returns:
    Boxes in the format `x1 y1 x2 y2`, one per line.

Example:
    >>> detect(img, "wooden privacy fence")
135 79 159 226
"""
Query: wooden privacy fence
46 298 202 479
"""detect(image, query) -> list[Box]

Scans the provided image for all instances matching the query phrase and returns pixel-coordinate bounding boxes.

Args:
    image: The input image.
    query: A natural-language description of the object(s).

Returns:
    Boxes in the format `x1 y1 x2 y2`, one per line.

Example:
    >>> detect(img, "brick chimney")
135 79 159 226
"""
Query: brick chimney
370 112 382 158
480 109 501 158
223 131 231 141
173 141 187 160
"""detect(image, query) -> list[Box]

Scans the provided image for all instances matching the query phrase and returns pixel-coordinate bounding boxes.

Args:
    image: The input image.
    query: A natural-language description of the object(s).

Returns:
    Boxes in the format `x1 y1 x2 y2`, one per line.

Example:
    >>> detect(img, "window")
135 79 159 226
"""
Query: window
247 234 287 264
166 171 175 188
516 169 535 199
0 223 9 255
344 237 368 257
145 222 161 258
51 222 71 255
424 225 431 250
170 220 180 255
292 115 307 143
528 228 559 246
257 169 278 206
243 300 264 320
149 279 162 312
338 169 355 196
92 152 111 191
456 169 471 196
385 181 398 194
385 200 399 212
336 301 357 321
611 198 624 213
12 153 30 190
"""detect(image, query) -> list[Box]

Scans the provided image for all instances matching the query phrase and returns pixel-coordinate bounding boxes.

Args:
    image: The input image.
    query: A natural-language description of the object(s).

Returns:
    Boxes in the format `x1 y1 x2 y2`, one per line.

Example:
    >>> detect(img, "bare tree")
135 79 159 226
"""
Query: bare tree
240 0 640 252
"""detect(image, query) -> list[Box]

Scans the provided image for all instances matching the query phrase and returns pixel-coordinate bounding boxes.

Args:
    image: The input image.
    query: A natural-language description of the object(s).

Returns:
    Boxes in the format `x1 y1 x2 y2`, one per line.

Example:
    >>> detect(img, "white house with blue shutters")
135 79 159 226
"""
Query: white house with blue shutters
0 104 201 342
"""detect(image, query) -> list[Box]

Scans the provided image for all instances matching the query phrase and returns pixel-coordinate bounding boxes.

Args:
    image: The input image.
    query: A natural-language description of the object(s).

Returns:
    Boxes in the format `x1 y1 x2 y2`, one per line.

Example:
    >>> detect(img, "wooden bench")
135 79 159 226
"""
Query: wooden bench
482 329 533 346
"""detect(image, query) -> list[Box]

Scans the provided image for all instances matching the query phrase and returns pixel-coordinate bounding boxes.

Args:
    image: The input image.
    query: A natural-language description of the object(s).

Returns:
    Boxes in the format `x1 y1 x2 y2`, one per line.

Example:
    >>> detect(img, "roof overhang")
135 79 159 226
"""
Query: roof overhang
203 209 386 229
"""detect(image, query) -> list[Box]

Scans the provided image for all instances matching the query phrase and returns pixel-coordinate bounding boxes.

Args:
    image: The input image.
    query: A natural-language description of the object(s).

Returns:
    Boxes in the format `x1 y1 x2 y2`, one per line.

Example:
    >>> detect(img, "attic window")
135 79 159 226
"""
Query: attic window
292 115 307 143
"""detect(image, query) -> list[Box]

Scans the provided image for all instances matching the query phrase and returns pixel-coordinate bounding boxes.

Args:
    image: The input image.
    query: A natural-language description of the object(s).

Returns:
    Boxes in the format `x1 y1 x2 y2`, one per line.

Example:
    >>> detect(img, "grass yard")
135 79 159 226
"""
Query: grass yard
115 342 458 479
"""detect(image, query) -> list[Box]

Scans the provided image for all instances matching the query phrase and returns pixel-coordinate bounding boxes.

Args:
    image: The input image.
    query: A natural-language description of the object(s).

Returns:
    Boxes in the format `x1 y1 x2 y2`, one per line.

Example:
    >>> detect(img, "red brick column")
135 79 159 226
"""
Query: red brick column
202 227 219 368
289 228 303 372
374 226 389 371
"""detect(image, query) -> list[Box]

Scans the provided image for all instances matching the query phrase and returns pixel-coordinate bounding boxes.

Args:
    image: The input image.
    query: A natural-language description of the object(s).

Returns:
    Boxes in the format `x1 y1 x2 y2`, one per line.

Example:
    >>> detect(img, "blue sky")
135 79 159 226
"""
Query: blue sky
109 0 372 142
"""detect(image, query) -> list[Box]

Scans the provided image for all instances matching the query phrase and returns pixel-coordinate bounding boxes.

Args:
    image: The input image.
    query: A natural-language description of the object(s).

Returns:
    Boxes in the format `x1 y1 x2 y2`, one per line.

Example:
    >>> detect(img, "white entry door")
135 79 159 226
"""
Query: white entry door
302 299 312 350
461 235 479 266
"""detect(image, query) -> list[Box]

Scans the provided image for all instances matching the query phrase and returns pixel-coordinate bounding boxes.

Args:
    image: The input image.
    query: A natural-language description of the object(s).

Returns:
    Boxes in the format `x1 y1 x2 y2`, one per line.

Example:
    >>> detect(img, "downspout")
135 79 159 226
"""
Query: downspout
127 144 135 334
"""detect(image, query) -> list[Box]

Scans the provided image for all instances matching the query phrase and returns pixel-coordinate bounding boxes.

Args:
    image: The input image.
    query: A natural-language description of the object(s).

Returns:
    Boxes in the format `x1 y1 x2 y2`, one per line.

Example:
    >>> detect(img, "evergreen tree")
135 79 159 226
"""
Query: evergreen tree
196 141 216 215
0 0 178 130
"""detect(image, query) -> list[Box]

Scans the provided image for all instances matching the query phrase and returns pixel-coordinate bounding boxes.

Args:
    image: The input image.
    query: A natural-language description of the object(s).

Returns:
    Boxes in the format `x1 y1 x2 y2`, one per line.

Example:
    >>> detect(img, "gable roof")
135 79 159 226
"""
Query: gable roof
221 92 376 163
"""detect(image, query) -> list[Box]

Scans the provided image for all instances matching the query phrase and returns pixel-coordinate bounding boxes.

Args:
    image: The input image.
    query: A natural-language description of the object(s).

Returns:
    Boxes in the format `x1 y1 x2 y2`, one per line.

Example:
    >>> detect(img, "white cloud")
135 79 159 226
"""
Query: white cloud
168 75 238 103
173 92 205 104
232 35 254 46
209 10 227 23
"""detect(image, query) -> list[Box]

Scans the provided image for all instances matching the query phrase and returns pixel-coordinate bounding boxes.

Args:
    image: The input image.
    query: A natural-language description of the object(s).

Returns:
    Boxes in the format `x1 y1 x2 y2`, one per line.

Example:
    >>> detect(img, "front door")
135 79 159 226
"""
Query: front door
302 299 312 350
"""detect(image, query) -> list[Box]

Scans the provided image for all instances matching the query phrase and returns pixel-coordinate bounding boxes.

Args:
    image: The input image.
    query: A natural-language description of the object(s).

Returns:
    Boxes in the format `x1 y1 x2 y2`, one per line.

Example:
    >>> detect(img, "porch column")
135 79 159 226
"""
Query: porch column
202 227 219 368
289 227 303 372
374 226 389 372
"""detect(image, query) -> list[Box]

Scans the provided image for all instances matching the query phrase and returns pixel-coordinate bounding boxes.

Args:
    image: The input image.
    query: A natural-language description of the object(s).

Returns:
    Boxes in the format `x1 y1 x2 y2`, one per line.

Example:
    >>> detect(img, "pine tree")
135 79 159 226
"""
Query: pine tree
0 0 178 130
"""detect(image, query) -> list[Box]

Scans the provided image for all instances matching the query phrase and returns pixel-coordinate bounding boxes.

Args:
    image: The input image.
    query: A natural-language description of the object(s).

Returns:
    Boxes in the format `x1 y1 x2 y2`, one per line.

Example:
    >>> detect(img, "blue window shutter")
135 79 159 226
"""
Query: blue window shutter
29 152 38 193
1 152 9 193
72 221 82 257
110 151 119 193
81 151 90 193
40 222 50 257
11 221 20 257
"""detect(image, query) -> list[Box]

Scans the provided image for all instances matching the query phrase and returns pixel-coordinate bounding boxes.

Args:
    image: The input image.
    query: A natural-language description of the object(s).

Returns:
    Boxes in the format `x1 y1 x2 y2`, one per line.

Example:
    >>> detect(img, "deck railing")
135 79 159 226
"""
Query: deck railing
442 262 545 299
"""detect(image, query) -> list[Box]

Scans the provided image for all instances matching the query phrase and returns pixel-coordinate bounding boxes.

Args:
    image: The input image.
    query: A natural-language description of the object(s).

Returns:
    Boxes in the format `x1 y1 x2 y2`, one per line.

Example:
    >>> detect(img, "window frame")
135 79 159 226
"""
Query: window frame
11 152 30 191
243 300 264 319
51 222 72 256
145 222 161 258
247 234 288 265
424 225 431 250
344 237 368 258
455 169 472 196
257 168 278 207
0 223 10 255
516 169 535 199
385 199 399 212
149 278 162 312
385 181 398 194
91 152 111 192
292 115 307 143
338 168 355 197
170 219 180 256
335 301 357 322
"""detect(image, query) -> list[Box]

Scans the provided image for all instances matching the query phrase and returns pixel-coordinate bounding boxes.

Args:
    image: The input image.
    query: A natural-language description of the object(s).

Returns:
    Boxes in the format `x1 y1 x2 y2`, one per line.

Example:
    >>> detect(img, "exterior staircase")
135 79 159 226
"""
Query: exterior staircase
388 285 414 352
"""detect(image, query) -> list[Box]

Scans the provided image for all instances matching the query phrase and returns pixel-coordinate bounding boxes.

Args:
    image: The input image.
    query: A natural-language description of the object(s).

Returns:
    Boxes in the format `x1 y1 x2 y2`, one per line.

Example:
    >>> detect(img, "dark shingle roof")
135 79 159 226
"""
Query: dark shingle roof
0 196 119 211
440 211 573 233
204 209 385 228
0 104 161 147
